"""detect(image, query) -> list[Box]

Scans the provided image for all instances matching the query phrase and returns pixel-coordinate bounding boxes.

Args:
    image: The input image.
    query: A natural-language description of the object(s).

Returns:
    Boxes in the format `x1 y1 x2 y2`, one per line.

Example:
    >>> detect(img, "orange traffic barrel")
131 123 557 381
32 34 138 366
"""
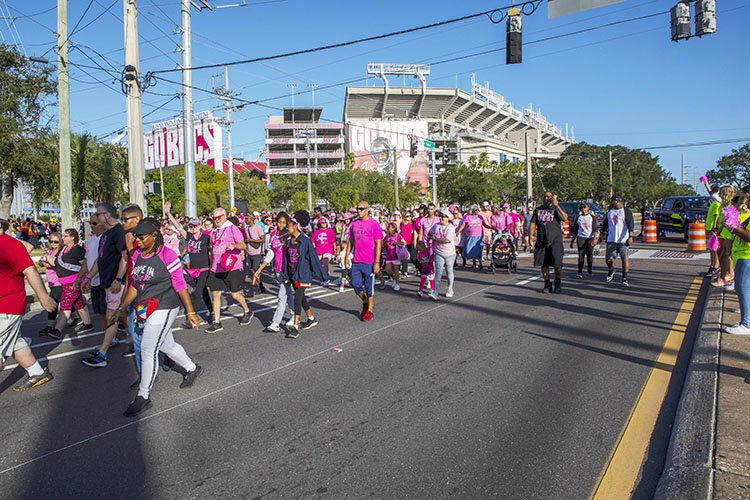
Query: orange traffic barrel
563 220 570 238
687 222 707 251
643 219 657 243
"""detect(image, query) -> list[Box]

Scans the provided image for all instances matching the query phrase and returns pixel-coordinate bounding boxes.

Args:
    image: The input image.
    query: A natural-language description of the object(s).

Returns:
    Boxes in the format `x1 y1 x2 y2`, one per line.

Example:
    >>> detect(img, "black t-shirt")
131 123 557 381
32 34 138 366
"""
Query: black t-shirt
130 246 181 311
98 224 126 288
186 233 211 269
531 205 563 248
55 244 85 279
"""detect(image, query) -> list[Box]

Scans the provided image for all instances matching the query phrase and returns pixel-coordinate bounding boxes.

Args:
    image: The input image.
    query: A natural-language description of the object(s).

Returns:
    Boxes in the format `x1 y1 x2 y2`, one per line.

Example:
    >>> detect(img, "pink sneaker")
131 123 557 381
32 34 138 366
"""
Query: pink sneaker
711 278 726 287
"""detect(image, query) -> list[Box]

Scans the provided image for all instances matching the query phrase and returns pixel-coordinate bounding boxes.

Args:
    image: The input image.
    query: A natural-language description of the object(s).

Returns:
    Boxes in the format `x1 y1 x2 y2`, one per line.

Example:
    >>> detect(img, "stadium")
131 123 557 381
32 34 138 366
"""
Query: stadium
343 63 575 186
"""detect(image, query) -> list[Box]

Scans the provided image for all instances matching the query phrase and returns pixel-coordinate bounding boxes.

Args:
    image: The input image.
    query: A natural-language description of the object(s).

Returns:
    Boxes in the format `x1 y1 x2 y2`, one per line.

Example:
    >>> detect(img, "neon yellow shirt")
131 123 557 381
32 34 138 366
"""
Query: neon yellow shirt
732 212 750 261
706 201 720 230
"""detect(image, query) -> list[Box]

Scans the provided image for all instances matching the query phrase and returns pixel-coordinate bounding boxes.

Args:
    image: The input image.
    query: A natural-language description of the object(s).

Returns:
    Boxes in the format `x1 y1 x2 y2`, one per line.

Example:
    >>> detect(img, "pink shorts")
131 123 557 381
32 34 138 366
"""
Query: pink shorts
59 283 86 312
105 285 124 311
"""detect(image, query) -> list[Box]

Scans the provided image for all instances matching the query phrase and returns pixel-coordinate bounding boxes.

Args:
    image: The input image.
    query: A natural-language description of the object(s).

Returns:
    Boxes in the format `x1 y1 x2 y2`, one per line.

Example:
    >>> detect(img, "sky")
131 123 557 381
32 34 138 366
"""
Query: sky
3 0 749 192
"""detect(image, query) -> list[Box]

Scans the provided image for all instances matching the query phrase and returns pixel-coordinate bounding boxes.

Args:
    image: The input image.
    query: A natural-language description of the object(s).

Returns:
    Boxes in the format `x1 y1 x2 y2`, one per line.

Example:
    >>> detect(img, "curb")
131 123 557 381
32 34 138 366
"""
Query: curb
654 285 722 499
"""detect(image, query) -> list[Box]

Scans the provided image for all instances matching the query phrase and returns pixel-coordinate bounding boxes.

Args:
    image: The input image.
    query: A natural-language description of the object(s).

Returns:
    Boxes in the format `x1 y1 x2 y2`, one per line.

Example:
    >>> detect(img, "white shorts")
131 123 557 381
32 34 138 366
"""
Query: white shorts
0 313 27 361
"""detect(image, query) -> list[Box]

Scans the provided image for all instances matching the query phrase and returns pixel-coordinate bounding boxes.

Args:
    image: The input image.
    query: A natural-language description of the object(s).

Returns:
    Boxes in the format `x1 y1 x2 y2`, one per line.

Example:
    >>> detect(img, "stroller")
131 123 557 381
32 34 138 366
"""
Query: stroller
489 232 518 273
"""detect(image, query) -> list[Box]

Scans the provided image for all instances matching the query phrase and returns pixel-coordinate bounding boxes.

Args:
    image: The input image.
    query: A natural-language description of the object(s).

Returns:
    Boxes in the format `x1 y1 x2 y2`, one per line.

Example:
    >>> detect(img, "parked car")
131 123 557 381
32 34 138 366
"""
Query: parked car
559 201 605 226
650 196 710 241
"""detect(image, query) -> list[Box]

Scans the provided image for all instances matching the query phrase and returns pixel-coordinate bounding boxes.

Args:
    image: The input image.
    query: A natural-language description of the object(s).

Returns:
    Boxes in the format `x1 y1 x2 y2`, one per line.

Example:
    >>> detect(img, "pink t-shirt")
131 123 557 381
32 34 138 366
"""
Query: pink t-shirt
210 223 245 272
429 223 457 257
348 217 383 265
268 231 287 274
419 216 440 243
417 247 434 276
400 222 414 245
462 214 485 237
490 213 511 232
43 249 60 287
384 233 405 261
245 223 264 256
312 228 336 257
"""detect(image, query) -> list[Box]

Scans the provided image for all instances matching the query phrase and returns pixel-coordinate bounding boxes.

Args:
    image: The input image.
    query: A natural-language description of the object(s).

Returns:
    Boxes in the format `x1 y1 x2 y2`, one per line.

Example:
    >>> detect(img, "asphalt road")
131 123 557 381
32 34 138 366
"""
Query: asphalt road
0 249 707 499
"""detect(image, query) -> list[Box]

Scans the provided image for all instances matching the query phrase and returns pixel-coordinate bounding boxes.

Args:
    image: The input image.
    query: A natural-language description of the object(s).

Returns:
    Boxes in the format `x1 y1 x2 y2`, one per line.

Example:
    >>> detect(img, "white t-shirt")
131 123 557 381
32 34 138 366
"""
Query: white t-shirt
606 208 629 243
576 214 594 238
85 233 101 287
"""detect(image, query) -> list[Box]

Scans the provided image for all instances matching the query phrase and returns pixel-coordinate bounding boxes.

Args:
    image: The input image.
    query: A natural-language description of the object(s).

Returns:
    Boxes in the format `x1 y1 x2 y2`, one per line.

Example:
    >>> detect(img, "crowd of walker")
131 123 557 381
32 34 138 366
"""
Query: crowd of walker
12 187 740 418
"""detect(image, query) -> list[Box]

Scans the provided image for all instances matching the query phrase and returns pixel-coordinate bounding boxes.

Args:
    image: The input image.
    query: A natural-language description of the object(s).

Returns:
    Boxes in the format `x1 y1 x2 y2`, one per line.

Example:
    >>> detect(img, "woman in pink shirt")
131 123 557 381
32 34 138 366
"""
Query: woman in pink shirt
38 232 62 336
382 222 406 291
399 213 414 277
458 205 491 269
311 218 336 279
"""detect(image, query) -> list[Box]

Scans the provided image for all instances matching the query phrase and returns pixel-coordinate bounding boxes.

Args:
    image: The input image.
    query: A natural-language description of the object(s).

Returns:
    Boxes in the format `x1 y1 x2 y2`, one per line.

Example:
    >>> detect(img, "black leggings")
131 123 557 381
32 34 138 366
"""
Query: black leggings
293 286 310 316
190 269 213 314
48 286 62 321
577 237 594 274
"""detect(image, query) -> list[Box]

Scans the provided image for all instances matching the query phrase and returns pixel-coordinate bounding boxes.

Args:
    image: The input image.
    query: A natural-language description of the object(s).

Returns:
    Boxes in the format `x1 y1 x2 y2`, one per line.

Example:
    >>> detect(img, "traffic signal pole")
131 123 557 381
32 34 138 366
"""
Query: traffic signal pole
124 0 146 213
393 147 399 209
57 0 73 229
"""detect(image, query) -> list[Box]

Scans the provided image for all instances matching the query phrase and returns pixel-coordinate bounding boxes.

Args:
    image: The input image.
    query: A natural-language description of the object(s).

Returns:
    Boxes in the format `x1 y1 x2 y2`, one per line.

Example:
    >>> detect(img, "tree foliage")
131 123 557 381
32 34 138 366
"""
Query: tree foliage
705 143 750 189
0 45 56 217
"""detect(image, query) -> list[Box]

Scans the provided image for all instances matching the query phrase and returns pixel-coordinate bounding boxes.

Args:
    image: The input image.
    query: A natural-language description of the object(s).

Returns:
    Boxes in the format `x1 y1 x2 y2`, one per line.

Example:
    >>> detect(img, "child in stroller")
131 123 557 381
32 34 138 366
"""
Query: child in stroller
489 232 518 273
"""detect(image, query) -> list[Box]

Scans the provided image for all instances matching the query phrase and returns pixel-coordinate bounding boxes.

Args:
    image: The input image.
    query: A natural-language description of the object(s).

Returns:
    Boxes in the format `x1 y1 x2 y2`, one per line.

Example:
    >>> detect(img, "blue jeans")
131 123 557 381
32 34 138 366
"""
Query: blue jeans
735 259 750 327
273 273 294 325
434 254 456 296
128 305 143 373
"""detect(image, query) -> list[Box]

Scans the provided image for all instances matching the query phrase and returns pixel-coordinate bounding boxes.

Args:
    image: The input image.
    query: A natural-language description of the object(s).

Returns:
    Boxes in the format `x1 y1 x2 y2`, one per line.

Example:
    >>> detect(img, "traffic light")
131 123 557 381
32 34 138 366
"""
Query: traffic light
442 146 449 166
670 1 691 41
442 147 456 166
409 139 418 158
145 181 161 195
506 9 522 64
695 0 716 36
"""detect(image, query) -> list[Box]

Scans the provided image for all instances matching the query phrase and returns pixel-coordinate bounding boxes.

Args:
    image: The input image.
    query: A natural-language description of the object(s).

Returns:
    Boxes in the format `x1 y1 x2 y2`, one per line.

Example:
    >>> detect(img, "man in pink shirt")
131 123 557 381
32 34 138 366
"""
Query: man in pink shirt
479 201 493 261
344 201 383 322
206 207 253 333
417 203 440 245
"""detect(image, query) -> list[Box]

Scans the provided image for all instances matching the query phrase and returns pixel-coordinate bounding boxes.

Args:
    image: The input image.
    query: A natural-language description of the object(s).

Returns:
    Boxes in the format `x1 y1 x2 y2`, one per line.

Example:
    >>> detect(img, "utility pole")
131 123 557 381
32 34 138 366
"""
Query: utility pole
223 66 235 210
431 148 437 204
124 0 146 213
57 0 73 229
392 147 399 209
305 134 312 211
609 150 613 197
681 152 685 185
524 132 532 206
181 0 197 217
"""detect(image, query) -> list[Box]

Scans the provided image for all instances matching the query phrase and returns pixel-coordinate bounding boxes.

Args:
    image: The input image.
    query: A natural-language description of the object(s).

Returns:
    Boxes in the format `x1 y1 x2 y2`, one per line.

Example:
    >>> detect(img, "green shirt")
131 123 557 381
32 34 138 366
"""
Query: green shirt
706 201 720 230
716 202 734 239
731 212 750 261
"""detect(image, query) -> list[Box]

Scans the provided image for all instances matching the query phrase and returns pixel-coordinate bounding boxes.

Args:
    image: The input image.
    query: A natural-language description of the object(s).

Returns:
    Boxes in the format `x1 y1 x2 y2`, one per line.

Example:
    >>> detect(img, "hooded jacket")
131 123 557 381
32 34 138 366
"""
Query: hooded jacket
283 232 331 286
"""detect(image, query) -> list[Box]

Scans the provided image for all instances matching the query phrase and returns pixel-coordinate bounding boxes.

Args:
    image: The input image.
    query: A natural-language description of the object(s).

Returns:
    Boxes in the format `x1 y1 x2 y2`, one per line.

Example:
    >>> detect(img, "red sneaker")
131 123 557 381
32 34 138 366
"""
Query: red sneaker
360 302 368 317
362 311 373 322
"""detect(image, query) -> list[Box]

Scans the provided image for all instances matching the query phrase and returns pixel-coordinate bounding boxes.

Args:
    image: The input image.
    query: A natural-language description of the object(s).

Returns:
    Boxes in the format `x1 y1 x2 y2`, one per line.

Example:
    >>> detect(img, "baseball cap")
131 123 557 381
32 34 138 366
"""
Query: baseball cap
131 218 160 236
438 208 451 217
188 217 200 226
481 201 490 207
611 194 624 202
502 203 510 208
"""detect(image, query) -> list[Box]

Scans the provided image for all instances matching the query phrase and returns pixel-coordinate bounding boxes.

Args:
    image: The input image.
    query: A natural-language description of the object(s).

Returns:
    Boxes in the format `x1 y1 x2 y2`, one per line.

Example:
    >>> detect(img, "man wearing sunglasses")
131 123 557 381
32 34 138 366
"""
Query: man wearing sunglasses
344 201 383 322
84 213 106 324
206 208 253 333
81 202 128 368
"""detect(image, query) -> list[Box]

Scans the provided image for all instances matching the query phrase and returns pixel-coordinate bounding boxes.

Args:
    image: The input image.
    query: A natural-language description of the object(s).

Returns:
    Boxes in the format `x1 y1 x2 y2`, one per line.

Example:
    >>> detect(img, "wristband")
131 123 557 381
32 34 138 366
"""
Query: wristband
187 312 198 317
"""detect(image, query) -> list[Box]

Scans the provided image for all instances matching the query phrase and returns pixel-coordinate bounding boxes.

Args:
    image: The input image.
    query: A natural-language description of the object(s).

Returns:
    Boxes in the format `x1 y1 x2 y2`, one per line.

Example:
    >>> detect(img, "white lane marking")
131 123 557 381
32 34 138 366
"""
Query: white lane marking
4 290 352 371
0 277 516 475
516 275 542 286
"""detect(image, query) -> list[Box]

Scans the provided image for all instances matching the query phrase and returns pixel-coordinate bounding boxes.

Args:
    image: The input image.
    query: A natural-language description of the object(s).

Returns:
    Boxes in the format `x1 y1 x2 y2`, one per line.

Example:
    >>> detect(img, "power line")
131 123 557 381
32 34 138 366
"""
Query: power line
148 0 544 74
639 138 750 150
69 0 118 37
69 0 96 37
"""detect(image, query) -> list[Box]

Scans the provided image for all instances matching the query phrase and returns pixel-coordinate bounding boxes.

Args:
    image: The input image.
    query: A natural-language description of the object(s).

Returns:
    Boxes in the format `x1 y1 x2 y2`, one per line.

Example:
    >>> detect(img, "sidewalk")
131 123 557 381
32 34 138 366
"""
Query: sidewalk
656 284 750 499
714 291 750 498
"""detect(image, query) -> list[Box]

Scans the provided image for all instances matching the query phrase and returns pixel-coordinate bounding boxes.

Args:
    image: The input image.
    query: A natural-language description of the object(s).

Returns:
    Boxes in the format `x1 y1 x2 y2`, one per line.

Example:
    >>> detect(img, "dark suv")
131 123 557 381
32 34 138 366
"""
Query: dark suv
650 196 710 240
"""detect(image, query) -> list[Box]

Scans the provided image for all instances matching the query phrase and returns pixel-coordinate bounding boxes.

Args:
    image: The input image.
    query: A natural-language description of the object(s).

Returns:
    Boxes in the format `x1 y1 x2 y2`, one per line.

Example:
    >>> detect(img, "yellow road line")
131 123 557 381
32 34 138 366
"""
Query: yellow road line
591 277 701 500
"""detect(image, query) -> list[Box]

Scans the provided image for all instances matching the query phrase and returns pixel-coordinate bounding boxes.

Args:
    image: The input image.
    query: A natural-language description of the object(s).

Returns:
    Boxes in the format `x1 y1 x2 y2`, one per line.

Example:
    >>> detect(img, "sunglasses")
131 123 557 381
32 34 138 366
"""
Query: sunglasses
212 215 224 220
49 240 60 244
121 216 137 223
188 224 198 228
135 233 154 240
356 207 367 211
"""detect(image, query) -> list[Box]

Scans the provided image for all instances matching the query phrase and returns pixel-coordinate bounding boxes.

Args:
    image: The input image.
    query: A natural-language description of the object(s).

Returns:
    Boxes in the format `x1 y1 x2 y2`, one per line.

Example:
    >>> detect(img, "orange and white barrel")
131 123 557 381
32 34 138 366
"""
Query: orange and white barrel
563 220 570 238
687 222 707 251
643 219 657 243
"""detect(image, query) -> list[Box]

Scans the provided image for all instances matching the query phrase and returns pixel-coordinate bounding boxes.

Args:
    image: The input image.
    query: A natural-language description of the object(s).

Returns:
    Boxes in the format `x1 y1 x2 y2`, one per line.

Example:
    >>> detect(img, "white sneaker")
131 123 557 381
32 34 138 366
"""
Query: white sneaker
339 278 347 293
265 322 280 333
285 318 295 327
392 283 401 291
430 292 439 301
416 290 423 298
446 288 454 298
725 282 735 291
724 323 750 335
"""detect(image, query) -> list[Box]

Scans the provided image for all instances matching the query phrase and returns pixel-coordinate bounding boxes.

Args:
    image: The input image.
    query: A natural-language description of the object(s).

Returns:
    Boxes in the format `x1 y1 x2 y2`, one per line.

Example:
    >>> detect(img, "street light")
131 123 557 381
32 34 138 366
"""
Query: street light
29 56 50 64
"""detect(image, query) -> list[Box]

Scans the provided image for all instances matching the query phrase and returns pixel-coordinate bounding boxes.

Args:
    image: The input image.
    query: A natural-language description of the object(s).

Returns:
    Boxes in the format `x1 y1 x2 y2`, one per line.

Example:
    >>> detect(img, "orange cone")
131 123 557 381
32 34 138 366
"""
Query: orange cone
643 219 657 243
687 222 707 251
